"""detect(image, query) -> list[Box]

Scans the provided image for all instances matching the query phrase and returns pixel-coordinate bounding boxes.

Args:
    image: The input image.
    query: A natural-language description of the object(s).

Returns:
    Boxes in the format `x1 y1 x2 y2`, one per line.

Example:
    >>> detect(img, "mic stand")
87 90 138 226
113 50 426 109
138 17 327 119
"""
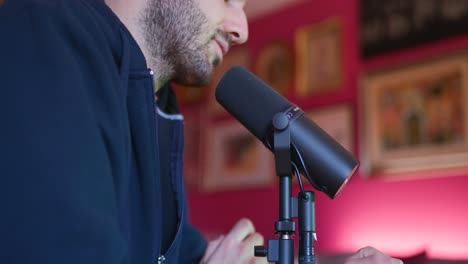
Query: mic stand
254 113 316 264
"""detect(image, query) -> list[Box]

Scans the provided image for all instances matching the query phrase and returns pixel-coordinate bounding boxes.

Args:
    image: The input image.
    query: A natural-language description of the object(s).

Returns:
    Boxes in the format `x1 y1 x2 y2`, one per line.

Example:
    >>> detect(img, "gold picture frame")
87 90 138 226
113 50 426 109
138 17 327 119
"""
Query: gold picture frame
295 17 343 97
174 84 207 106
307 105 354 154
182 107 204 190
201 121 274 191
255 42 294 95
361 53 468 177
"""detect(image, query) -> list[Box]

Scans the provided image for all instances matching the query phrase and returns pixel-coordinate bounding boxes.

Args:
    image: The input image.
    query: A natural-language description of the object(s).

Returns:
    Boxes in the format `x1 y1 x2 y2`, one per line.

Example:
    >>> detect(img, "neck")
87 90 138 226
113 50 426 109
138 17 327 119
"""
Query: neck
105 0 174 92
144 49 176 92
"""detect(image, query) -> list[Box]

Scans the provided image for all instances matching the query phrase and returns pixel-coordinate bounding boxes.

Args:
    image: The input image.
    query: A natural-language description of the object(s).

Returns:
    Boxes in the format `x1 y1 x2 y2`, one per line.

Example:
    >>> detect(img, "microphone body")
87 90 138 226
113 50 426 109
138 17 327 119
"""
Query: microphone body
216 66 359 199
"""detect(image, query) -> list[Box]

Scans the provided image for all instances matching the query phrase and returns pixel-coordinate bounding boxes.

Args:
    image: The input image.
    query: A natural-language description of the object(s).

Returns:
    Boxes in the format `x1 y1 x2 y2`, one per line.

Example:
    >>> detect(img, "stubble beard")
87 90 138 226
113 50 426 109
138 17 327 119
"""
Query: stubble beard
140 0 218 87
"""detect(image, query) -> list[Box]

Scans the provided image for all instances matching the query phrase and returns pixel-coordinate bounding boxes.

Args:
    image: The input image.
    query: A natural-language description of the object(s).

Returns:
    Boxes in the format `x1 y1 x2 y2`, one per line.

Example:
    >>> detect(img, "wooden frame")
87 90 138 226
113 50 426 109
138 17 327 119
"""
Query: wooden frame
361 0 468 58
361 54 468 177
182 108 204 190
307 105 354 154
255 41 294 95
202 121 274 191
295 17 343 97
174 84 207 106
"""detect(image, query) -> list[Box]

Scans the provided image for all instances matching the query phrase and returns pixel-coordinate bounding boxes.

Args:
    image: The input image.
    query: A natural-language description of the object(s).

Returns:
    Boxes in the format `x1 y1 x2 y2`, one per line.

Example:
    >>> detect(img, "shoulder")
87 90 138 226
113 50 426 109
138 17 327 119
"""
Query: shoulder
1 0 99 20
1 0 122 47
1 0 125 74
0 0 130 108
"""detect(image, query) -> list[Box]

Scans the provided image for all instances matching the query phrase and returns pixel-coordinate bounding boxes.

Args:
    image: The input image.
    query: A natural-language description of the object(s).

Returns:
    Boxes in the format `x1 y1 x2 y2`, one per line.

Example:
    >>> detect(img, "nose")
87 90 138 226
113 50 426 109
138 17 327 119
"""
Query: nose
224 6 249 45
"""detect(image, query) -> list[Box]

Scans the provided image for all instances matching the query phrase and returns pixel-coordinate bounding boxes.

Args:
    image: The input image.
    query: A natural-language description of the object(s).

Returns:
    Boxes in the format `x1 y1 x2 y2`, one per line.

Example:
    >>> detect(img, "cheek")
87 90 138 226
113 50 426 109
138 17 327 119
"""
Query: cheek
194 0 225 25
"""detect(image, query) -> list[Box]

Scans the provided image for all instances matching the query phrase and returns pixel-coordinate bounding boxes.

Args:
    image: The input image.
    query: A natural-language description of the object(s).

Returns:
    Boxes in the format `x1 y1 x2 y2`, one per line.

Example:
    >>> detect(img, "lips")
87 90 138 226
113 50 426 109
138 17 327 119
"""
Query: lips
214 38 229 57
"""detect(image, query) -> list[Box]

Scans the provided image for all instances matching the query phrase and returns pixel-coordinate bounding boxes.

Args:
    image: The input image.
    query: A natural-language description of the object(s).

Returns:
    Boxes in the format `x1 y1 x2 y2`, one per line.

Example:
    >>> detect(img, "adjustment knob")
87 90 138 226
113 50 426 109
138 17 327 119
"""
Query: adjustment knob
272 113 289 131
254 246 268 257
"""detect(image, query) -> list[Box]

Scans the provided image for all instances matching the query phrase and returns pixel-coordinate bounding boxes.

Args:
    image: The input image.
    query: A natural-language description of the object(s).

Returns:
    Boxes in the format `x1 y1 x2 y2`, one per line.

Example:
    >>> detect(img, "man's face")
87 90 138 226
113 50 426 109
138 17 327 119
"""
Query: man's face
141 0 248 87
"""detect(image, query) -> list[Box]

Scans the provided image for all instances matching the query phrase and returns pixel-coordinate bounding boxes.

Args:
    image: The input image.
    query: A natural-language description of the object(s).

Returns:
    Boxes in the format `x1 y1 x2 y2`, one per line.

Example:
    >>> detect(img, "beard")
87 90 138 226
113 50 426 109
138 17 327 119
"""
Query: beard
140 0 222 87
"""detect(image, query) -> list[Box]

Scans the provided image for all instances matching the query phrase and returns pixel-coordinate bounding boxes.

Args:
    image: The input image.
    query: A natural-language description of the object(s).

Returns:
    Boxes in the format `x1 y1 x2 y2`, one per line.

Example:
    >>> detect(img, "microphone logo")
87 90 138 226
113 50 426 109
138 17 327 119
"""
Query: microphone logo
284 106 304 122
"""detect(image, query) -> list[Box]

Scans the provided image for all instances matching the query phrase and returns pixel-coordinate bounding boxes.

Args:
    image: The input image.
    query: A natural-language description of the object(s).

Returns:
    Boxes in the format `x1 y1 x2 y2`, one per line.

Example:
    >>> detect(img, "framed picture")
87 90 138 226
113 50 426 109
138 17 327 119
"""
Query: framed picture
207 47 250 116
361 54 468 177
174 84 206 106
182 108 204 190
202 121 274 191
361 0 468 58
307 105 354 153
255 42 294 95
295 17 343 97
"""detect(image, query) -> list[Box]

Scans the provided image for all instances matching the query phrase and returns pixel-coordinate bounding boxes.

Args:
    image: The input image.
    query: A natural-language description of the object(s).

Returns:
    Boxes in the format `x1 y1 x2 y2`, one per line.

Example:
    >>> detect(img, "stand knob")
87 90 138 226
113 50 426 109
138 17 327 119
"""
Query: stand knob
272 113 289 131
254 246 268 257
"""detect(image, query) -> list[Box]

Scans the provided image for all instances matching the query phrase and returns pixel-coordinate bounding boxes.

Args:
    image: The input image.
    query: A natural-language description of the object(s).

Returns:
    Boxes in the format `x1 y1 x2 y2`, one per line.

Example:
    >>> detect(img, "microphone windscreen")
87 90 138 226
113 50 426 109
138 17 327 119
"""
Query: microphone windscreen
215 66 291 141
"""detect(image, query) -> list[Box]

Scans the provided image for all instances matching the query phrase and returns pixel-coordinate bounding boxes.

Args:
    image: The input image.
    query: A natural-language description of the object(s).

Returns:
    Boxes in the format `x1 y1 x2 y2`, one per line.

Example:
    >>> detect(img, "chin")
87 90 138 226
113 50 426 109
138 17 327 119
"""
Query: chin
173 55 217 87
174 70 214 88
212 57 222 68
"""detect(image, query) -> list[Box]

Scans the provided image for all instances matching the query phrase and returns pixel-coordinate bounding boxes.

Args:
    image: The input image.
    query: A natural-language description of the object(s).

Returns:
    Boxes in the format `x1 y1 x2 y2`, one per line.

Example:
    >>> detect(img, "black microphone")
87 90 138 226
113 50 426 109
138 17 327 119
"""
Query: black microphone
215 66 359 199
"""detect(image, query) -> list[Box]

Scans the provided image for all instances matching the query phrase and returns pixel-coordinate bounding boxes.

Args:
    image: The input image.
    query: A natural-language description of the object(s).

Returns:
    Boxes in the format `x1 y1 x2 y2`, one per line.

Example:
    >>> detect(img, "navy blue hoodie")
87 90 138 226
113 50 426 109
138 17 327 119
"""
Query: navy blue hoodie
0 0 206 263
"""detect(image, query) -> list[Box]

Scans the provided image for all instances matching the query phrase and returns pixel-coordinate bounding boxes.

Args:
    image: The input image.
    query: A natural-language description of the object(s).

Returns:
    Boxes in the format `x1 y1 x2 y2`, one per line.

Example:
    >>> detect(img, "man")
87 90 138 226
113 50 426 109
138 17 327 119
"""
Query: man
0 0 401 263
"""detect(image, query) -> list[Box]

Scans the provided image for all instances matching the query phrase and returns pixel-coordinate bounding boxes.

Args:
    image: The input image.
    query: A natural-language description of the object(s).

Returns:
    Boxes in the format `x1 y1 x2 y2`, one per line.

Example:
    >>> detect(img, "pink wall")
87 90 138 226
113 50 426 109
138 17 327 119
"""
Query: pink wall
188 0 468 259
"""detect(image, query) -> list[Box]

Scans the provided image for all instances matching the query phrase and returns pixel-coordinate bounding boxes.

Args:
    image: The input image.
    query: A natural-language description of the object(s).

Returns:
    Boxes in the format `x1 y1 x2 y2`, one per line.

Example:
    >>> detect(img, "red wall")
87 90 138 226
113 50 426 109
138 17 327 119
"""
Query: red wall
188 0 468 259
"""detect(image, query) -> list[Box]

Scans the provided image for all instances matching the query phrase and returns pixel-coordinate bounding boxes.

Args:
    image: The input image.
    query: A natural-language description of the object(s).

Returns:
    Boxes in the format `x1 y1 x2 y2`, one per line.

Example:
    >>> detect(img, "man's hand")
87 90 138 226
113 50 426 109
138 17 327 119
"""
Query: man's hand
344 247 403 264
201 218 267 264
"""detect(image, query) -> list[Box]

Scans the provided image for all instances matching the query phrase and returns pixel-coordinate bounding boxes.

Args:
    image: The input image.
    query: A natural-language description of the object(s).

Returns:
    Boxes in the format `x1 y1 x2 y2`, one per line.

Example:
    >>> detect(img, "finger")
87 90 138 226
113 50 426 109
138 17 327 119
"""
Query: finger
201 235 225 263
391 258 404 264
243 232 264 248
250 255 269 264
225 218 255 243
347 246 380 259
345 247 403 264
247 234 264 263
345 257 380 264
345 256 403 264
237 233 264 263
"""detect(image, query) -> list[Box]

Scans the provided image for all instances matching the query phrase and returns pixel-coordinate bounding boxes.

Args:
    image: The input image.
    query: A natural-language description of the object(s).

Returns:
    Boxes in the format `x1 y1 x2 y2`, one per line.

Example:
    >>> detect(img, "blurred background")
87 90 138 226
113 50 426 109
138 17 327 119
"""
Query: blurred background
175 0 468 262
